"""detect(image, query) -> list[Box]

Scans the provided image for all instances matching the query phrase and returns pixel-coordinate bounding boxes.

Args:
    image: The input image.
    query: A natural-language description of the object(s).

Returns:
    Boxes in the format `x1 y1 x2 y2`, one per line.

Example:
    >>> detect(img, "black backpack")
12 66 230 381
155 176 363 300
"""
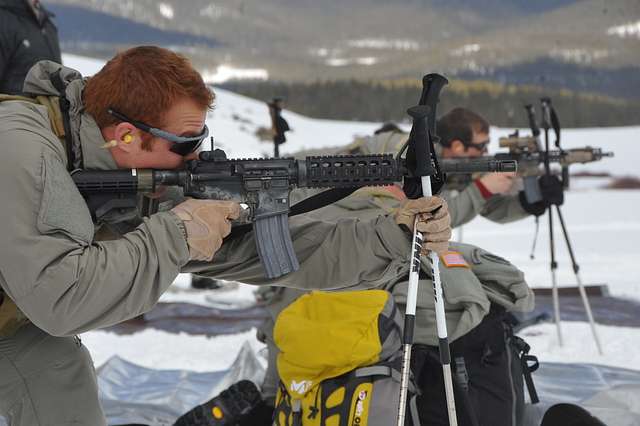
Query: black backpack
409 305 539 426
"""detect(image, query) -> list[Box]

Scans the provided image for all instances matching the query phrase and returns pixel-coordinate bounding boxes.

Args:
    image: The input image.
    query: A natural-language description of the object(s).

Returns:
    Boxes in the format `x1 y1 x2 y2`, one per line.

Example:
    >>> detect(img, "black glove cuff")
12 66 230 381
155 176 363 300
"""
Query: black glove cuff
539 175 565 206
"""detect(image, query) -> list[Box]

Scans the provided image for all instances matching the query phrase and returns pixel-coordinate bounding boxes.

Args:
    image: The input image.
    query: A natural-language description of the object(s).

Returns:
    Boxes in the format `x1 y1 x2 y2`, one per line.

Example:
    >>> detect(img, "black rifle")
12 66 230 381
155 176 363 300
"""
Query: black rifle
496 132 613 203
445 138 612 202
73 151 515 279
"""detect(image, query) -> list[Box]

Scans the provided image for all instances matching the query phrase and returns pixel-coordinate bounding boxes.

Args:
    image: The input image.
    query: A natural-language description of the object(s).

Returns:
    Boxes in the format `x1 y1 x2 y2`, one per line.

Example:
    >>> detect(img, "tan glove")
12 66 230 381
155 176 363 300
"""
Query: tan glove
395 196 451 255
171 199 241 261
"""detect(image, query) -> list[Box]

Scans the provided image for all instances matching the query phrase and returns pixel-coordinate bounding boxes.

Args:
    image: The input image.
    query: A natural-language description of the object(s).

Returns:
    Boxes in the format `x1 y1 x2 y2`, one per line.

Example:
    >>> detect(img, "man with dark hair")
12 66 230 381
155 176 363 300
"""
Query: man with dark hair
342 110 543 227
437 107 490 152
0 0 61 95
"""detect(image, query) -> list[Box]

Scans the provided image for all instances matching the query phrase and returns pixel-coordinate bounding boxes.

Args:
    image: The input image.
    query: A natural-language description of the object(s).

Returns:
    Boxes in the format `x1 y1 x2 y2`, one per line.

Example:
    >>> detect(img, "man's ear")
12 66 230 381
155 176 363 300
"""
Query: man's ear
113 123 142 153
450 139 466 155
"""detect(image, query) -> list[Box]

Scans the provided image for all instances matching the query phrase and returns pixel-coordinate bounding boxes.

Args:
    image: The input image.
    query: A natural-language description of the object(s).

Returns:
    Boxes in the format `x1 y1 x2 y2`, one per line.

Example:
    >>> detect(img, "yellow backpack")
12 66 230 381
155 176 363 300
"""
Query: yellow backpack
273 290 418 426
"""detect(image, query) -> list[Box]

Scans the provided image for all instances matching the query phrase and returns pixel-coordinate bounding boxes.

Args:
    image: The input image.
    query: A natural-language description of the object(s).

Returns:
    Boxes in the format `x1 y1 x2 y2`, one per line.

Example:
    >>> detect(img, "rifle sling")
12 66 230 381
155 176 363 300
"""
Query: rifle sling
227 187 358 241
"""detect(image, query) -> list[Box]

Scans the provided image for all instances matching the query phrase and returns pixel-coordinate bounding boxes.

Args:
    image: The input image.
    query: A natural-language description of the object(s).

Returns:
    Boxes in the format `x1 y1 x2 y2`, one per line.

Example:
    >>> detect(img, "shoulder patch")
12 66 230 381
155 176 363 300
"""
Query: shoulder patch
470 248 483 265
440 251 470 268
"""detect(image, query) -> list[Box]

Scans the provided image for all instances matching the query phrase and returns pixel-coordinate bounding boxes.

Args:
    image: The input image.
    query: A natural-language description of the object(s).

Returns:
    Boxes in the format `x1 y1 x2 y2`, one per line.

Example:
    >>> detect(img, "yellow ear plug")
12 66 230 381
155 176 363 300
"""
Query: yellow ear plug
123 134 133 143
100 140 118 149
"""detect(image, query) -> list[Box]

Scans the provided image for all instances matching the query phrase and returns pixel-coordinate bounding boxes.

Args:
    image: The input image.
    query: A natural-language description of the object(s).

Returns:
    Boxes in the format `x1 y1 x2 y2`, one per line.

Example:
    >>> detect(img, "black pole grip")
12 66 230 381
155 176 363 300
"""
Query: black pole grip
407 105 433 177
420 74 449 137
253 213 299 279
549 103 562 149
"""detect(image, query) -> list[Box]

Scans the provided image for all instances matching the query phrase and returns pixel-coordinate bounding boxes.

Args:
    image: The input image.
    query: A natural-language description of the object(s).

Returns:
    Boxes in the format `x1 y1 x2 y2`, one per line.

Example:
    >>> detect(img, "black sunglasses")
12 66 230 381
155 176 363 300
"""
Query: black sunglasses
465 138 490 152
107 108 209 156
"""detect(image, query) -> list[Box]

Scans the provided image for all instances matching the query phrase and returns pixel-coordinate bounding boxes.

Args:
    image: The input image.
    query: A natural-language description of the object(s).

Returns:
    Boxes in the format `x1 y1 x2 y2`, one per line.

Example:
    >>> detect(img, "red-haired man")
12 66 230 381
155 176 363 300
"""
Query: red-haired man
0 46 451 425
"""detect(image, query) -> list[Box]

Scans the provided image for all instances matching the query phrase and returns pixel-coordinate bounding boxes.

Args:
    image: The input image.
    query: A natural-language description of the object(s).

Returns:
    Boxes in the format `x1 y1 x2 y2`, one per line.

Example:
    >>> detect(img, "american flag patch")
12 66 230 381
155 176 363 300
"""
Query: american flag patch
441 251 469 268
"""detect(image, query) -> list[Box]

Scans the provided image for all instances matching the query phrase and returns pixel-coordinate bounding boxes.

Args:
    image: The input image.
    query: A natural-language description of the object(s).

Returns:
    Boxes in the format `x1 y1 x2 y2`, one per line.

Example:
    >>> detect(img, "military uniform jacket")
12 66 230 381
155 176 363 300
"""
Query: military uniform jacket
0 0 61 95
443 184 529 228
0 61 416 337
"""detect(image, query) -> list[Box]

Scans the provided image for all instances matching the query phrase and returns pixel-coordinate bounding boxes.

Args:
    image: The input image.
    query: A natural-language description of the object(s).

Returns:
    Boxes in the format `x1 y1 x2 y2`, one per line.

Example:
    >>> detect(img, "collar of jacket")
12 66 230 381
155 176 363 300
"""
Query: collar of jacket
22 60 118 171
0 0 29 14
0 0 52 26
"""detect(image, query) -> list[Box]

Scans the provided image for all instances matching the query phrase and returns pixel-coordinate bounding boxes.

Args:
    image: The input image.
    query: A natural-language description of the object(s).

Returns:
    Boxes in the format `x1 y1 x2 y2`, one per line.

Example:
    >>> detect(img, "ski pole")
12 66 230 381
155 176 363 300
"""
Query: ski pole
397 74 457 426
396 172 458 426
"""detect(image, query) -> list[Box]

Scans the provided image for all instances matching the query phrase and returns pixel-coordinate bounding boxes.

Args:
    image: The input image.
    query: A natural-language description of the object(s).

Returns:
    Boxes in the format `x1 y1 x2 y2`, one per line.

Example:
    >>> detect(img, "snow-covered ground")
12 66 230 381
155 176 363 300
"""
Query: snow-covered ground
458 190 640 299
60 54 640 376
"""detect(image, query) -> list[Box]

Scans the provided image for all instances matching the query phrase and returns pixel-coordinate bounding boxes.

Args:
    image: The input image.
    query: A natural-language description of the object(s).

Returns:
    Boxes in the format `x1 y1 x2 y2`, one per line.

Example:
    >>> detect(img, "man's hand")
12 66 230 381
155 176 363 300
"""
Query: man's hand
171 199 241 261
395 196 451 255
478 172 516 195
518 175 565 217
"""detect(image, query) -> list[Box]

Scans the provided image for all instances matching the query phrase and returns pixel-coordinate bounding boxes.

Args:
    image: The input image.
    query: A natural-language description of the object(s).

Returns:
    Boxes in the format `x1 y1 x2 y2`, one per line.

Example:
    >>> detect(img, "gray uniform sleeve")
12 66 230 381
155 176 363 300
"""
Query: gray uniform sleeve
442 183 529 227
0 130 190 336
480 193 530 224
441 184 488 228
185 214 412 290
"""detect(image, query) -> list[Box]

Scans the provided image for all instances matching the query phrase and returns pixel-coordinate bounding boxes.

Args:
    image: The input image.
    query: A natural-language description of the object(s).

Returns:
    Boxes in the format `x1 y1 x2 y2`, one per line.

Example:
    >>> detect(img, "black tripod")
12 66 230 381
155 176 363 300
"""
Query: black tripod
538 98 603 354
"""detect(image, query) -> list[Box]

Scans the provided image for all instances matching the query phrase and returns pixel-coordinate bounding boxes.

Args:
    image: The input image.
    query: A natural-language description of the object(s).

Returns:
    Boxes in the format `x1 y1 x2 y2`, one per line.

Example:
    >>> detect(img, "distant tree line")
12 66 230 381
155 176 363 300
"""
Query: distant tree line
220 79 640 128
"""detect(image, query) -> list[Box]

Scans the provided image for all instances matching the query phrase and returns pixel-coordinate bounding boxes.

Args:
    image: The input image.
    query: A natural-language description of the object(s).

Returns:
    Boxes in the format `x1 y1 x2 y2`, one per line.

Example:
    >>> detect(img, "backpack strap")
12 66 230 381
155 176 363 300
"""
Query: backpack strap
34 94 66 138
409 394 421 426
0 292 30 337
0 93 66 140
291 399 303 426
273 382 293 426
0 78 75 171
511 335 540 404
0 94 40 104
49 68 78 171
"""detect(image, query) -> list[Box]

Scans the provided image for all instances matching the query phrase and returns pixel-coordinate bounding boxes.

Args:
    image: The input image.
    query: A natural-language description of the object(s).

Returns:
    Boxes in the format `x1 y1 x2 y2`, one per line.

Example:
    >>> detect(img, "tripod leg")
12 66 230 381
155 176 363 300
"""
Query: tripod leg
555 205 603 355
548 208 563 346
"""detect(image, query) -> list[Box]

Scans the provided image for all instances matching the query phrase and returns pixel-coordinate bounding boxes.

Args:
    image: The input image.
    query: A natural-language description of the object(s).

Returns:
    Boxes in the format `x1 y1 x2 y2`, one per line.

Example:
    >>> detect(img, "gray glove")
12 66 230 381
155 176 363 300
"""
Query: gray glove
171 199 241 261
395 196 451 255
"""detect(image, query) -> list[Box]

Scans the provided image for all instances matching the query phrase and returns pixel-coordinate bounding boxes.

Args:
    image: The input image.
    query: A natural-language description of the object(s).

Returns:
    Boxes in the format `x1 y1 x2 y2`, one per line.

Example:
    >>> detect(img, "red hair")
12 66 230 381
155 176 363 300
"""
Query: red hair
84 46 214 131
